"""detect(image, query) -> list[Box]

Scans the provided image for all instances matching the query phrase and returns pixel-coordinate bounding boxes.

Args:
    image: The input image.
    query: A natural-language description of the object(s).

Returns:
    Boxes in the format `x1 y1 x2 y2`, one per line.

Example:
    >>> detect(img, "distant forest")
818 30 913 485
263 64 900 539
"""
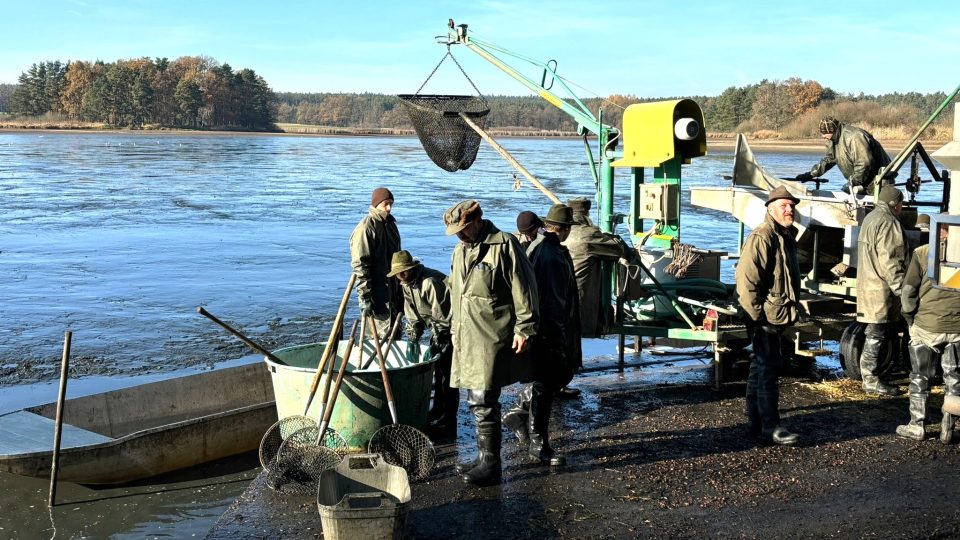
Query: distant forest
1 60 955 138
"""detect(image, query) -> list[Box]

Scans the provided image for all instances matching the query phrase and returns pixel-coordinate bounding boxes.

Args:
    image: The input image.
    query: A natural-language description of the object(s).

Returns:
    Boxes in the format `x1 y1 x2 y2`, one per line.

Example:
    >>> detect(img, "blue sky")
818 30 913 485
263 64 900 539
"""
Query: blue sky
2 0 958 98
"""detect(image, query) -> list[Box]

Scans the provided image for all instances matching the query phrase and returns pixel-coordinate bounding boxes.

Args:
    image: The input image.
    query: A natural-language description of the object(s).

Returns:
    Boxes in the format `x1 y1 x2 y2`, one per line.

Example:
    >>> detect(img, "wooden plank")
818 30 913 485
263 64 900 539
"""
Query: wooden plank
0 411 111 455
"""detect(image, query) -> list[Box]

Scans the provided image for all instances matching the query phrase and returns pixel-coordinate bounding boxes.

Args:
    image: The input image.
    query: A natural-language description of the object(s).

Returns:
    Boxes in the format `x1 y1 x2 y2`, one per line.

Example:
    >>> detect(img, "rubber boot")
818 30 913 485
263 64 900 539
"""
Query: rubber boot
528 384 566 466
896 396 927 440
745 356 762 436
462 427 502 486
941 413 956 445
941 342 960 445
897 343 934 440
860 326 902 396
502 385 531 447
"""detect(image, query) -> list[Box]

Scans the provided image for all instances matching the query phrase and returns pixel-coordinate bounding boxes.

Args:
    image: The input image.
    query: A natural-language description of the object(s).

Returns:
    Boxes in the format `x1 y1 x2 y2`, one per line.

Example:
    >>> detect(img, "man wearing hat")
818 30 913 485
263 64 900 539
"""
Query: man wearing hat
564 197 626 338
735 186 803 445
795 116 893 193
502 203 580 467
443 199 538 486
514 210 543 250
387 250 458 442
897 217 960 443
349 187 401 336
855 185 907 397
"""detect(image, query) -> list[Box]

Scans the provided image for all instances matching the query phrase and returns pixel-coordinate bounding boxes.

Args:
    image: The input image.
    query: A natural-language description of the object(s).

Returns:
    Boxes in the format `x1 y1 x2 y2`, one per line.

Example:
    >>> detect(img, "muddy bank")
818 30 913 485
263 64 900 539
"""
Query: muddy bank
208 369 960 539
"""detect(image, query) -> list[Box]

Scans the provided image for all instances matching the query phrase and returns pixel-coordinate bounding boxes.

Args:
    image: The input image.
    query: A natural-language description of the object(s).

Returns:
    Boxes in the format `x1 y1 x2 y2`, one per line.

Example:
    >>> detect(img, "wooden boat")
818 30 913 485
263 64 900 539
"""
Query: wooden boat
0 362 276 484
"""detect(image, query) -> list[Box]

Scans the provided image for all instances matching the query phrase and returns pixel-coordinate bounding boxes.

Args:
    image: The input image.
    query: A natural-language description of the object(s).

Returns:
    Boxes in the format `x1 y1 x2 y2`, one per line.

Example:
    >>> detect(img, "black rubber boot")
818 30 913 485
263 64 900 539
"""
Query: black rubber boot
528 384 566 466
461 389 502 486
941 342 960 445
897 343 934 440
502 385 531 447
860 326 902 396
896 396 927 440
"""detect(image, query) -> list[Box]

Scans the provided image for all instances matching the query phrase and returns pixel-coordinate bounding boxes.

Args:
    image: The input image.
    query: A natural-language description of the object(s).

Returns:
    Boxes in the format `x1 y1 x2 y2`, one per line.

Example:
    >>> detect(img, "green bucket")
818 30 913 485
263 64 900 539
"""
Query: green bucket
265 340 434 451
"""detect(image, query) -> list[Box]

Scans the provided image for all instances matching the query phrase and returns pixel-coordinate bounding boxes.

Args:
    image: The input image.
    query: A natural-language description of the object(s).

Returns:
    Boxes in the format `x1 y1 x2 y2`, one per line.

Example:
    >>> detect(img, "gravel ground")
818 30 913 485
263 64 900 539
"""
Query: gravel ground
208 369 960 539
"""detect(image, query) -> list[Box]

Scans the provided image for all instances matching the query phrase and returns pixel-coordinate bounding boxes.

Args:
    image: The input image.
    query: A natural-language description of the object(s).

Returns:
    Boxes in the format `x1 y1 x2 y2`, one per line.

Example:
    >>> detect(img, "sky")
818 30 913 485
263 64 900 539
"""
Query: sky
2 0 959 99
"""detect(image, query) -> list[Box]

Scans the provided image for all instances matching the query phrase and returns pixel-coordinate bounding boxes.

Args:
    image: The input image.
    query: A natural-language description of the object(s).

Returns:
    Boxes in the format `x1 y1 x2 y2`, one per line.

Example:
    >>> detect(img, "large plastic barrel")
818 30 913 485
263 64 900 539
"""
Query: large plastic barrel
264 340 434 451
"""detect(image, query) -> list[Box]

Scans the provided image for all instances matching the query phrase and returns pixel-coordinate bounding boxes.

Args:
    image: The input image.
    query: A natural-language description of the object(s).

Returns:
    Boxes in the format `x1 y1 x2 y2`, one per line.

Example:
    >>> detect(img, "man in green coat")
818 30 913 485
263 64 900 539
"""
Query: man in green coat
855 185 907 396
349 187 401 336
735 186 802 446
796 117 893 193
387 250 458 443
444 200 539 486
896 220 960 443
502 204 580 467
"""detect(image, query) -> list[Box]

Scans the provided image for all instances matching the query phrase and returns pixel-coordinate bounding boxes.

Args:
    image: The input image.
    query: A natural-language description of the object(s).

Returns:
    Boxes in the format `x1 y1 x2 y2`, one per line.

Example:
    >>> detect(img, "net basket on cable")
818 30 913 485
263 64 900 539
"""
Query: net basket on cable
398 94 490 172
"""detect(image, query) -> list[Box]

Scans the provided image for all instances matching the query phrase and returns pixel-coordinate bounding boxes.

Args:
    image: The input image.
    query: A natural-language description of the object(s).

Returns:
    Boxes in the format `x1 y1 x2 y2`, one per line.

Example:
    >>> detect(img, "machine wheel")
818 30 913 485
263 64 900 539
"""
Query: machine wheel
838 322 899 380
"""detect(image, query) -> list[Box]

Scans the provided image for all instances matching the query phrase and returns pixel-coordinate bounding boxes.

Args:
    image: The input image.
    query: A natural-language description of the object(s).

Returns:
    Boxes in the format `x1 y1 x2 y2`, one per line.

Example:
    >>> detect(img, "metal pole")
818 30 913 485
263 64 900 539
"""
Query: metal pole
48 331 72 507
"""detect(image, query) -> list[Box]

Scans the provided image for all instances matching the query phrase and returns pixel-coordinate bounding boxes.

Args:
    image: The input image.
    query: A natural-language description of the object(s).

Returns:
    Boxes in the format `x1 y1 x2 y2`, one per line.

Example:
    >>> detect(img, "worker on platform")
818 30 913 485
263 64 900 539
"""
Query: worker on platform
795 117 894 193
349 187 401 336
514 210 543 251
502 204 580 467
387 250 458 443
735 186 802 446
896 217 960 443
444 200 538 486
855 185 907 397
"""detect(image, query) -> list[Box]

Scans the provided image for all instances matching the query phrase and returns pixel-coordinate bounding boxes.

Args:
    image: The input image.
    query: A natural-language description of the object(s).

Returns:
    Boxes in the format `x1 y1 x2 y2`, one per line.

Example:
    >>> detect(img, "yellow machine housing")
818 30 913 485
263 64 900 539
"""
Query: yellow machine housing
611 99 707 168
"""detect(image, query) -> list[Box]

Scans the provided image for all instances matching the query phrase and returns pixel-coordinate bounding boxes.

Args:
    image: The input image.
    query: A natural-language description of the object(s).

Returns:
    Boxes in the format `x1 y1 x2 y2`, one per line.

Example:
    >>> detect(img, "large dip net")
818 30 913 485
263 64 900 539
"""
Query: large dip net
398 51 489 172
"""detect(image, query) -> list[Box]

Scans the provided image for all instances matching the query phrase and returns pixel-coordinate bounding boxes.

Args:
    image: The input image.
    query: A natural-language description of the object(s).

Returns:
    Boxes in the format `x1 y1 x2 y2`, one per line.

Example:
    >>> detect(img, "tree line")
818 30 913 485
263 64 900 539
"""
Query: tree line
5 57 277 130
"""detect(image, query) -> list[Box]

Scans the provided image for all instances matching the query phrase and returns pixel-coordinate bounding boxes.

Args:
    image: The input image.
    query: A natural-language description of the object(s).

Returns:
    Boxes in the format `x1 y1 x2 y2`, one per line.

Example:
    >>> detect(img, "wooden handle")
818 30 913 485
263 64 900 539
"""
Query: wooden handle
362 314 402 370
303 274 357 413
48 330 72 507
197 307 284 364
367 316 398 424
316 319 360 439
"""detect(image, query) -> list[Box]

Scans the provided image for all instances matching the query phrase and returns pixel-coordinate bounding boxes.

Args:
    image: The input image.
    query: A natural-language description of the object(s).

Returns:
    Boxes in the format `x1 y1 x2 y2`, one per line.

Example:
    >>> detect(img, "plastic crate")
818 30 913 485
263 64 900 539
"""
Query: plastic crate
317 454 411 540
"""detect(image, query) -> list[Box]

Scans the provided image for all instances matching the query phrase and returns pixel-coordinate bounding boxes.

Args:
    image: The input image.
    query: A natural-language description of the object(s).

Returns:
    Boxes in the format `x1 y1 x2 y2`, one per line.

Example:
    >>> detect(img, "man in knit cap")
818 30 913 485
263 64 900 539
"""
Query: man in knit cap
350 187 401 336
855 185 907 396
796 116 894 193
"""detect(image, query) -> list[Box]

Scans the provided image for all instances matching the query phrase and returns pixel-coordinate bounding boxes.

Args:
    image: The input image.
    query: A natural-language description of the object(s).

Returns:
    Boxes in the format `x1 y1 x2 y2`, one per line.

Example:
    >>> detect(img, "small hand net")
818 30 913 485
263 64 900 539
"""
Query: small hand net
267 425 345 494
397 94 489 172
258 415 316 470
368 424 436 481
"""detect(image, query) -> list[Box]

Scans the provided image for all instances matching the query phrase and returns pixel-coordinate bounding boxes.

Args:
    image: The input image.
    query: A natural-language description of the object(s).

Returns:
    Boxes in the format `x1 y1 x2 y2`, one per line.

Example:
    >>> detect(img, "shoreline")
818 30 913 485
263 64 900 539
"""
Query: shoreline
0 125 942 153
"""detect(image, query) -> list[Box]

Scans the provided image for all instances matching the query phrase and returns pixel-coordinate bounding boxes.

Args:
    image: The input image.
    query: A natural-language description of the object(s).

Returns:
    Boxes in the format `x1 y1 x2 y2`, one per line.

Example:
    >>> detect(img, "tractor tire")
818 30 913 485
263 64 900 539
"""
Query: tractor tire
838 321 899 380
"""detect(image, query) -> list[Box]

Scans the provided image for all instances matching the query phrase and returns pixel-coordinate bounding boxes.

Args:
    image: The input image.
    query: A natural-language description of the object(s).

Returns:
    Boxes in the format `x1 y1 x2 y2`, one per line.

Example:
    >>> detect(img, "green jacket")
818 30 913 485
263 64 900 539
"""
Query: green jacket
563 221 625 337
735 213 801 326
528 232 581 386
400 265 451 340
809 123 892 190
349 207 401 316
856 203 906 323
449 220 539 390
901 244 960 333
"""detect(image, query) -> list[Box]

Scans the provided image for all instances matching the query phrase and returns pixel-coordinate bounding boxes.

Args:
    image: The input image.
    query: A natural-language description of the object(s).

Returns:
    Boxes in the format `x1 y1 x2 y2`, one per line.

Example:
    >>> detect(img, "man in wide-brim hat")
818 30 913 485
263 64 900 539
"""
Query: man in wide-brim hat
502 203 580 467
735 185 802 446
387 250 458 442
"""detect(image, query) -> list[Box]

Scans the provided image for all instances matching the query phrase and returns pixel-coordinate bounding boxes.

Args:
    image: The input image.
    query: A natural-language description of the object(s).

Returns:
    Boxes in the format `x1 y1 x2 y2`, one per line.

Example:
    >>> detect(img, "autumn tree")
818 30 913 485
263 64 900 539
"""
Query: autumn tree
751 81 794 130
785 77 823 116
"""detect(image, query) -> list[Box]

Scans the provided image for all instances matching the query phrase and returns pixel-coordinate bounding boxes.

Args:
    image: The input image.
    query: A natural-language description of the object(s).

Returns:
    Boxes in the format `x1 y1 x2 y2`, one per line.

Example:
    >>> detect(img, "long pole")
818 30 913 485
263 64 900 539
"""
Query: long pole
48 331 72 507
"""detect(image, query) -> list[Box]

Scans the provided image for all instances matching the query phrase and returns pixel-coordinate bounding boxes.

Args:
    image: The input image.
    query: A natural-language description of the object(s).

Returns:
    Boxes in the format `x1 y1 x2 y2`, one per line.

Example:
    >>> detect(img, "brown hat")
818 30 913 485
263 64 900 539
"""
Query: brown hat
567 197 591 214
543 203 575 226
386 250 420 277
371 187 394 208
878 185 904 205
765 186 800 207
516 211 543 235
443 200 483 235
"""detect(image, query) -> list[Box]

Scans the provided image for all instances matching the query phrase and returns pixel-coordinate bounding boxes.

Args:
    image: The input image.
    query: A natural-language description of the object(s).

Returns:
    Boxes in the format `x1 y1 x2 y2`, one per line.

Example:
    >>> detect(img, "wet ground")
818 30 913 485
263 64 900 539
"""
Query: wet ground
207 352 960 540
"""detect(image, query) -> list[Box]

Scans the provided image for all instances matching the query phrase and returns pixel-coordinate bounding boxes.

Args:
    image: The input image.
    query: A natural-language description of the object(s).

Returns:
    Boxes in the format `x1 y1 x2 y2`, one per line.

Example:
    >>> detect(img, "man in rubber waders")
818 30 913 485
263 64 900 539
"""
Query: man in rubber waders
735 186 802 446
855 185 907 397
444 200 538 486
897 218 960 443
502 204 580 467
795 117 894 193
349 187 401 337
387 249 458 443
514 210 543 251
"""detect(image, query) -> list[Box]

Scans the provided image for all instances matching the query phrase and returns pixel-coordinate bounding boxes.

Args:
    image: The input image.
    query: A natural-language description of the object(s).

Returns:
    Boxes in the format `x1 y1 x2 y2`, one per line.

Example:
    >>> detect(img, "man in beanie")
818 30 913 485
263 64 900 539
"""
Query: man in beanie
349 187 401 336
514 210 544 250
735 186 802 445
444 199 538 486
387 250 458 443
855 185 907 396
502 203 580 466
795 116 893 193
564 196 626 338
897 220 960 443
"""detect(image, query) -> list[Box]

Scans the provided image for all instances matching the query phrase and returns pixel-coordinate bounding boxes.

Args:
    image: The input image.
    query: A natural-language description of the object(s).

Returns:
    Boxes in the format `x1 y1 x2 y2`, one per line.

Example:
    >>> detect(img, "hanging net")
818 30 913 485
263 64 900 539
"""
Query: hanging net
398 95 489 172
